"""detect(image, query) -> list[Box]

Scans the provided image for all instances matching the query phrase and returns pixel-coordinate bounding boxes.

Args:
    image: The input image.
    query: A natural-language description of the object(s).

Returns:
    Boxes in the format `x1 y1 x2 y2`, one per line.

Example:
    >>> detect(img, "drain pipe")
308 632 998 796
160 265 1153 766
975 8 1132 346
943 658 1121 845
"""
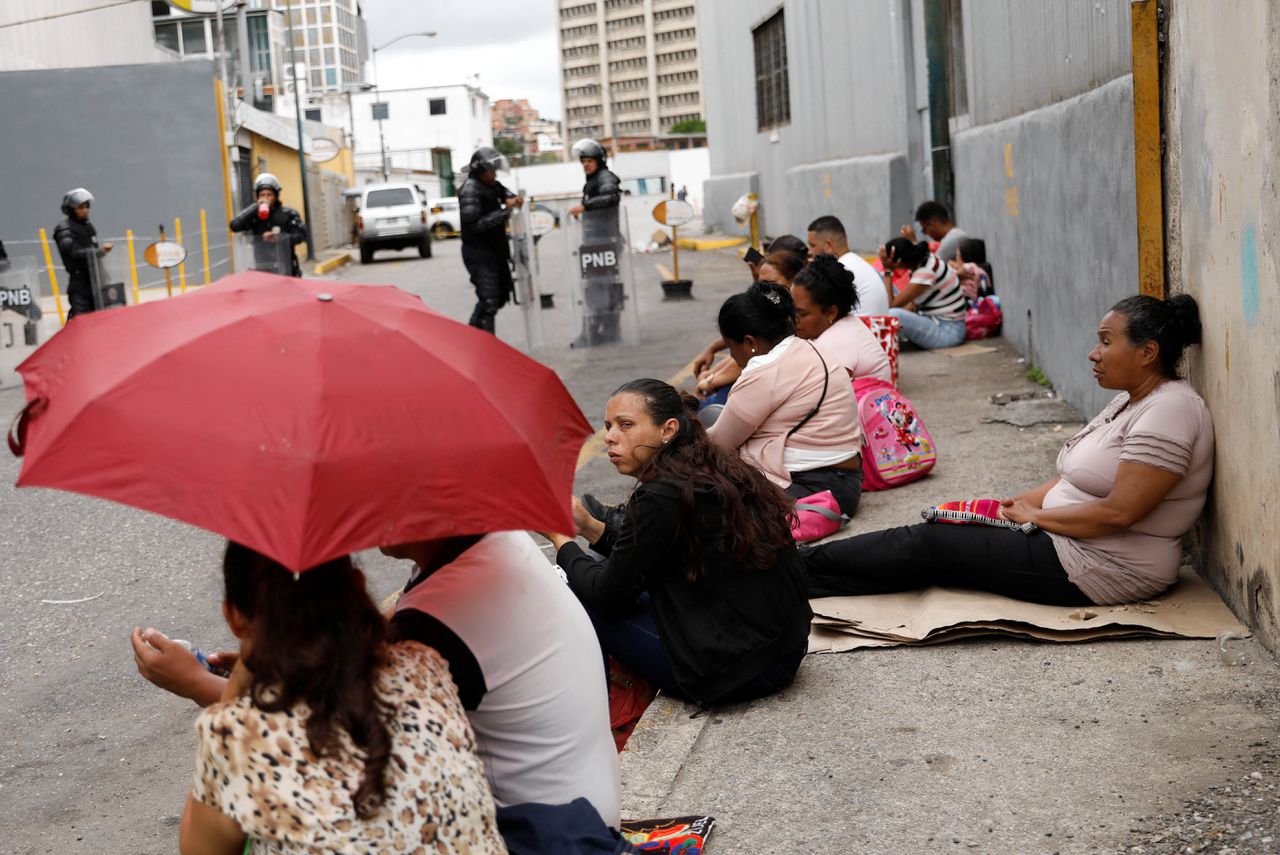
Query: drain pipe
923 0 953 211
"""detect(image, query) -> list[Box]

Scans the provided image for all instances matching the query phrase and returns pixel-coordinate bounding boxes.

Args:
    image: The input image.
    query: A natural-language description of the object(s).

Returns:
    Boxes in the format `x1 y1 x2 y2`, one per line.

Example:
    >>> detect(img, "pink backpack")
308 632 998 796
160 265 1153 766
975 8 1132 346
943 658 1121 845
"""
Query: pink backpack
853 378 937 491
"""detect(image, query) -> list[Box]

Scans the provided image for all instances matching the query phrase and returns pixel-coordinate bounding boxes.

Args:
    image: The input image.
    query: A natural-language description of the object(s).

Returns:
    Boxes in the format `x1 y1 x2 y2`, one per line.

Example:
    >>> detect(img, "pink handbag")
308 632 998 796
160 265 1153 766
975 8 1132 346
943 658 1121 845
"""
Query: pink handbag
790 490 849 543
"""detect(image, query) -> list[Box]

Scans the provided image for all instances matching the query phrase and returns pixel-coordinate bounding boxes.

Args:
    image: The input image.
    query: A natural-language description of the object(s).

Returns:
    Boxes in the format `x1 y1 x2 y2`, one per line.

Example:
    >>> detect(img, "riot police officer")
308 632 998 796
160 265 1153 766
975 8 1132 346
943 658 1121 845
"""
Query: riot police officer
459 146 522 334
229 173 308 276
568 139 624 345
53 188 112 320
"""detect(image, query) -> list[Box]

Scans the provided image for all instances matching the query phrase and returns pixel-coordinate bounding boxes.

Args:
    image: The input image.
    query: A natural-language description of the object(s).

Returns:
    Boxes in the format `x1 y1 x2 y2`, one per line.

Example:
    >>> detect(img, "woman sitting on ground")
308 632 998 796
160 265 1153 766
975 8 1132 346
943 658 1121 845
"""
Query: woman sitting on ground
878 236 967 349
792 253 892 383
704 282 864 517
170 543 504 854
546 379 812 707
804 294 1213 606
694 249 808 403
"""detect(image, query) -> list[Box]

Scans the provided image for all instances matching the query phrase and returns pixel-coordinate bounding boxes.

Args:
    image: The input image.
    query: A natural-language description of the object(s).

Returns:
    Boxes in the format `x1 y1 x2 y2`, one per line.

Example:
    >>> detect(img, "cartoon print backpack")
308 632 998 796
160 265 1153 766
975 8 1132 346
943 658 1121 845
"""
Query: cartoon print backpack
852 378 937 491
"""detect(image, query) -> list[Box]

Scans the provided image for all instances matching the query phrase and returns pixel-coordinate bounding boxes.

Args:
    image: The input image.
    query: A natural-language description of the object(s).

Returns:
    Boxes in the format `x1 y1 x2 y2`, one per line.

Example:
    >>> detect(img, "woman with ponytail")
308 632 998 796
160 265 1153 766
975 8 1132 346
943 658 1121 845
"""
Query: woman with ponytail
546 379 811 707
169 544 503 854
879 235 968 349
706 281 864 517
806 294 1214 606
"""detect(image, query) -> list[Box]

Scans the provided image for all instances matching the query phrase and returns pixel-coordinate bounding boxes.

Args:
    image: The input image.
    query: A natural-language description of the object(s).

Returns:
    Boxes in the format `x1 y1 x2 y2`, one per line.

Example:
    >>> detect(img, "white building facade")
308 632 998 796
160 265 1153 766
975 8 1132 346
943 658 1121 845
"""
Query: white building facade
0 0 175 71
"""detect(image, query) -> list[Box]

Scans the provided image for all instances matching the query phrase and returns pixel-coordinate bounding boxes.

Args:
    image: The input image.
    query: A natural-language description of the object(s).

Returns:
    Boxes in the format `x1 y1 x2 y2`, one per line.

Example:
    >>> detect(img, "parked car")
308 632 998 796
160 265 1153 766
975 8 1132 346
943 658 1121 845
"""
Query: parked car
427 197 459 240
356 183 431 263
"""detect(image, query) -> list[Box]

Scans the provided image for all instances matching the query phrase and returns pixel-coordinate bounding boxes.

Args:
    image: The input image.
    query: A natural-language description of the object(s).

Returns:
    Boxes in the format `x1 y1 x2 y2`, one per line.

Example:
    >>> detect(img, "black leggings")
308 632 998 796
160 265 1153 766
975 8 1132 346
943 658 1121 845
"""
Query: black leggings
802 523 1093 606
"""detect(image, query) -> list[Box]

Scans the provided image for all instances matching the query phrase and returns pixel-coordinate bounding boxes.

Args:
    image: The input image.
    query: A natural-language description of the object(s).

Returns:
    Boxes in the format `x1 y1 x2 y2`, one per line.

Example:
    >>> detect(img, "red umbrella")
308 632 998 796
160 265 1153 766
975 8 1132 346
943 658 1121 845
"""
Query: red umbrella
9 272 592 571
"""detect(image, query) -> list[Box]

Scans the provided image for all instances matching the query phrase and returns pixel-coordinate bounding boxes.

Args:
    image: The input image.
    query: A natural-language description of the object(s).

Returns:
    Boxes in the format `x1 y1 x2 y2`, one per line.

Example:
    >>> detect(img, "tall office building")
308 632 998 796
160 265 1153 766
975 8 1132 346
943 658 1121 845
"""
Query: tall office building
557 0 703 151
274 0 370 94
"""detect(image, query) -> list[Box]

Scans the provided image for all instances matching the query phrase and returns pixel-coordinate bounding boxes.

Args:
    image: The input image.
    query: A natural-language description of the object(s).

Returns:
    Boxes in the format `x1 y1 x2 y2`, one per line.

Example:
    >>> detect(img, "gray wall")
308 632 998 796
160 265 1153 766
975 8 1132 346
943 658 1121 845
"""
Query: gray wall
952 74 1137 417
0 61 232 293
961 0 1132 126
699 0 917 242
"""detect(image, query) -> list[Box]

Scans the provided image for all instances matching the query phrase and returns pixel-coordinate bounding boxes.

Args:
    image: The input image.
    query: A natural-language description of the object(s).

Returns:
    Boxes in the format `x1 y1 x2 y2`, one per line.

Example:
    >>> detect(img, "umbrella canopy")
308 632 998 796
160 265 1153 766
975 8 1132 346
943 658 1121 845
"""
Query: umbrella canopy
10 272 592 571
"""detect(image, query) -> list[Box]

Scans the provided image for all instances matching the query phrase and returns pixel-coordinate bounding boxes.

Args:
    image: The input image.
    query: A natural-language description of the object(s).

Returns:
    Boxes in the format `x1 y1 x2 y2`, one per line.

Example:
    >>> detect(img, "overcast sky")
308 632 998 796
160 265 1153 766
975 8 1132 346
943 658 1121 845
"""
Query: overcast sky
360 0 562 121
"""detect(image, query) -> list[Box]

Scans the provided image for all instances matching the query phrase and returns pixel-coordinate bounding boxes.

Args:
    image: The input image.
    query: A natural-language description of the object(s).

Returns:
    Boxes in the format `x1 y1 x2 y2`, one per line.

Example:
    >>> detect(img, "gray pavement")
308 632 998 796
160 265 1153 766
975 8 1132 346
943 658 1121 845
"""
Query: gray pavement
1 240 1276 854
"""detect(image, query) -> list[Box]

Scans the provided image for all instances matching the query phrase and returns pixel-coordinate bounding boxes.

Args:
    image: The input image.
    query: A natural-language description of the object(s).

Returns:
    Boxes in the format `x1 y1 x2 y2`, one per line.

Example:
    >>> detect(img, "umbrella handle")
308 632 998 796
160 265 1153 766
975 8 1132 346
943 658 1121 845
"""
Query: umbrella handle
7 397 45 457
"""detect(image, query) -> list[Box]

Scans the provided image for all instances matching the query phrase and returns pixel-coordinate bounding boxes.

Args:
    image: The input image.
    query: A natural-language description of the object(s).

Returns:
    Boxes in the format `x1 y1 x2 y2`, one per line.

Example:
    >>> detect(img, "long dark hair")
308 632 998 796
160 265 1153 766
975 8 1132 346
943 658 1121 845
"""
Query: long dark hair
613 379 796 580
718 281 796 344
1110 294 1202 378
223 543 392 819
792 253 858 317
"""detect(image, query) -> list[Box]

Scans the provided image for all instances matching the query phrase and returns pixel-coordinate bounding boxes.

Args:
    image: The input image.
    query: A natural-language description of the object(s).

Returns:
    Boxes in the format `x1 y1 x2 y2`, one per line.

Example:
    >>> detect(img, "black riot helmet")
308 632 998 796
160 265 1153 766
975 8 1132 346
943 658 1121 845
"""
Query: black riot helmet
571 138 608 167
467 146 509 176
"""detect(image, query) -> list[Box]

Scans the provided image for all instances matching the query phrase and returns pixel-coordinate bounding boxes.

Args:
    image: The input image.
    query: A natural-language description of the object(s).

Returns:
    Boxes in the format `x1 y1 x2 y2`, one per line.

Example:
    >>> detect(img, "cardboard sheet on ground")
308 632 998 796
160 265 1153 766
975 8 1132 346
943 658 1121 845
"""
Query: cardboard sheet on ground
808 567 1247 653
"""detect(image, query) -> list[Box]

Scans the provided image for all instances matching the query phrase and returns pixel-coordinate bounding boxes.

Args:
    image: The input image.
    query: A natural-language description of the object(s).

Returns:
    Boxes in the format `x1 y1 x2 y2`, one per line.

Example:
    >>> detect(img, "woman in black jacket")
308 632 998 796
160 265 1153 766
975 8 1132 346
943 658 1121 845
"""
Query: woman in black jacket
548 379 812 706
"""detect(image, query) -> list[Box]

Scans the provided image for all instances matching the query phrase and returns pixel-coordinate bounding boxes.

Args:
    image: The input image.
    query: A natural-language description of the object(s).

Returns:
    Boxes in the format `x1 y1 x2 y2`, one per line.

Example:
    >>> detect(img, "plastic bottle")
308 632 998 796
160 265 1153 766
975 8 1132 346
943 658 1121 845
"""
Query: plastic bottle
1217 630 1250 666
173 639 228 676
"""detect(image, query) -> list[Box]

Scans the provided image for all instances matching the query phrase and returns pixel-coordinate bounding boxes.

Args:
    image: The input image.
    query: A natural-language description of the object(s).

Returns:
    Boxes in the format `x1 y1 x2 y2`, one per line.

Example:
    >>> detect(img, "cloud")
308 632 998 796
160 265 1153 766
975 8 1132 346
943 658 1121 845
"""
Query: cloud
360 0 562 120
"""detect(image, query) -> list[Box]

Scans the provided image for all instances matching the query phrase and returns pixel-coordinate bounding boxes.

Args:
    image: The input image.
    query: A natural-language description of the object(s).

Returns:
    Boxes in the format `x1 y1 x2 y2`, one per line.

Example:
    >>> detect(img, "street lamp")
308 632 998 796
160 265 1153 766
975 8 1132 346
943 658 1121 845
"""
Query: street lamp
371 31 437 181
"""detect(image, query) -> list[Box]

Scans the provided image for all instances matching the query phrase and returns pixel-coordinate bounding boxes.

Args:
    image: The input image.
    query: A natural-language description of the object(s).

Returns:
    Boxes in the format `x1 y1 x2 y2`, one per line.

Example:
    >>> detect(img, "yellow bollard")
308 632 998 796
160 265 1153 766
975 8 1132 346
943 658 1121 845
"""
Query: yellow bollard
38 228 66 326
175 217 187 293
126 230 140 304
200 209 211 286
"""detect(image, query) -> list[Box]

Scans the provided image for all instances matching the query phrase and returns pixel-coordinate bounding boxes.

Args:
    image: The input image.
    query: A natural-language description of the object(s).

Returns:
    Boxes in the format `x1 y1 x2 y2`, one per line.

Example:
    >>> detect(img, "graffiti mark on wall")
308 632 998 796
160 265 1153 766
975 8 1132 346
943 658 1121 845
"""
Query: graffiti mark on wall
1241 224 1259 327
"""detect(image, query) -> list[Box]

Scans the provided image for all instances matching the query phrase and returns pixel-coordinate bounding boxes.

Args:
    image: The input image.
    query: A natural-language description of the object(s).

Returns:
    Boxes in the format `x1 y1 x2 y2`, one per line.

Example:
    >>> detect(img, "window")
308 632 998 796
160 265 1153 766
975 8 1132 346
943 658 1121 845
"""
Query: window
309 48 321 66
305 108 322 122
366 188 415 208
325 68 337 86
752 10 790 131
154 21 180 53
945 0 969 119
429 98 447 116
181 20 207 54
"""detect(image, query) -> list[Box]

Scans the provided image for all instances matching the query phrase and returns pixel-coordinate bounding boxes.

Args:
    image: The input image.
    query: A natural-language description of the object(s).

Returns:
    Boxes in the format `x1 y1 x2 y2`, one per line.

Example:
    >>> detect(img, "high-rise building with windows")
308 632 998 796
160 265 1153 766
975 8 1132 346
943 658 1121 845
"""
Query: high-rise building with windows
273 0 369 94
557 0 704 151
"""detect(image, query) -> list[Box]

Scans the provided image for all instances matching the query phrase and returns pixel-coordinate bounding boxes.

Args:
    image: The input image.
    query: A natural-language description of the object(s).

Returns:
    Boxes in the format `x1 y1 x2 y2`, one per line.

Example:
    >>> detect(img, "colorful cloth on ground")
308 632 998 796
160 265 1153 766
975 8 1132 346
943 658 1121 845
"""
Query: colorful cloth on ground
922 498 1036 533
622 816 716 854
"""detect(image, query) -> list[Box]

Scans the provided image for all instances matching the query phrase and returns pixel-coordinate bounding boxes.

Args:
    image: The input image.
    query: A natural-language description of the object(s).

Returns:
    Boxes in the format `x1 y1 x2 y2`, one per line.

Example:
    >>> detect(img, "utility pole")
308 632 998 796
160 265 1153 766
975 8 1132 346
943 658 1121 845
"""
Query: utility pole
284 0 316 260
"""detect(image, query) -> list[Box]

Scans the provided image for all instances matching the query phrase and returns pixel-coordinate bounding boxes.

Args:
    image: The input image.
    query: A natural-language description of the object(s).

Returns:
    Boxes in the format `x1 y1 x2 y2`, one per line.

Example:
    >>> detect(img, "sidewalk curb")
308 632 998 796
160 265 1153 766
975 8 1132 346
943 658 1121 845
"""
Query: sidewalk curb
676 236 747 251
312 251 353 276
618 695 709 818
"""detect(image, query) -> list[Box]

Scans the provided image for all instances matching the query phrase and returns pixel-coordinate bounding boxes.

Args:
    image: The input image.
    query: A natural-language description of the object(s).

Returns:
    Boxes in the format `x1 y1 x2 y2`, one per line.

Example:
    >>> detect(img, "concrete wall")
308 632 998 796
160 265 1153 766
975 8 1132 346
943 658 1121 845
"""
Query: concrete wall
699 0 916 240
0 0 176 71
1163 1 1280 649
960 0 1132 126
0 61 232 289
952 74 1138 417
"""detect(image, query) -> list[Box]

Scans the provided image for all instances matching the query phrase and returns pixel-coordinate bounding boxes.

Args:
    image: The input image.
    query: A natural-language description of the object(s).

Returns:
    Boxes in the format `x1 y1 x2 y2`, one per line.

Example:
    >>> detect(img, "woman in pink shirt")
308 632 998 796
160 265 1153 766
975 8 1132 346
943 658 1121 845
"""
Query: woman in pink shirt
706 282 864 517
792 254 893 383
803 294 1212 606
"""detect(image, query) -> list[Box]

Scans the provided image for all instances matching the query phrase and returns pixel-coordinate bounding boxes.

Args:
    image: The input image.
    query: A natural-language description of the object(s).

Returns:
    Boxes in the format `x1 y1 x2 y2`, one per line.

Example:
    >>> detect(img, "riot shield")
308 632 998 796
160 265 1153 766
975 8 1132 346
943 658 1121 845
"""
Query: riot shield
566 205 639 347
508 203 544 351
86 248 130 311
233 233 297 276
0 258 44 390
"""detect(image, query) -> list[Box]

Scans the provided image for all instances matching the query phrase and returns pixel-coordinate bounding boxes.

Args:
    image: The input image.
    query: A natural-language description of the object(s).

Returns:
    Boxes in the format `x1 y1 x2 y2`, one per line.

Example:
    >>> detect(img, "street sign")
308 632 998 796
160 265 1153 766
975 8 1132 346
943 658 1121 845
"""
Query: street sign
166 0 237 12
529 209 557 237
310 138 340 163
371 102 389 121
143 241 188 270
653 199 695 227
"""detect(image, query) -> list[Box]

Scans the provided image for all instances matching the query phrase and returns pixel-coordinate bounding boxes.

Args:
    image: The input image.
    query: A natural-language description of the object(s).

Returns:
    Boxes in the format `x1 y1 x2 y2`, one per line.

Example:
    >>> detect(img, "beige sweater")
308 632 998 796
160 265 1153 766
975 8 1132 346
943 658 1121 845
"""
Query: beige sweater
707 337 861 488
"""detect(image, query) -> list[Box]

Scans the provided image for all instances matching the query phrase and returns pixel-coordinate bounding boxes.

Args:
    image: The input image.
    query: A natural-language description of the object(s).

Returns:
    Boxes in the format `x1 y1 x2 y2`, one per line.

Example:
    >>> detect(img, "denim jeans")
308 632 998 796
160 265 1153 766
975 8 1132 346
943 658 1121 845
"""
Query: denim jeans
889 308 967 349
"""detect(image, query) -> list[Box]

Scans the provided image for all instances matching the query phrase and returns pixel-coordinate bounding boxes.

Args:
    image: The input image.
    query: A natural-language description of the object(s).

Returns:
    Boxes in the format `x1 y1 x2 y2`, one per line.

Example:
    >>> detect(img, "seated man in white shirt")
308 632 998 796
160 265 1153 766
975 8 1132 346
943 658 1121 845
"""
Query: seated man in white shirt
806 215 890 316
131 532 622 828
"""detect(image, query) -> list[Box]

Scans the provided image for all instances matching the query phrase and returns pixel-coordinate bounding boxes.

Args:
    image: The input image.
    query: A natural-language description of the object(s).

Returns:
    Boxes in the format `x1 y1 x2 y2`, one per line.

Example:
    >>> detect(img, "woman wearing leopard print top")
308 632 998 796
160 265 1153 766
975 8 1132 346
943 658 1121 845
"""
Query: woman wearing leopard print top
178 542 506 854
